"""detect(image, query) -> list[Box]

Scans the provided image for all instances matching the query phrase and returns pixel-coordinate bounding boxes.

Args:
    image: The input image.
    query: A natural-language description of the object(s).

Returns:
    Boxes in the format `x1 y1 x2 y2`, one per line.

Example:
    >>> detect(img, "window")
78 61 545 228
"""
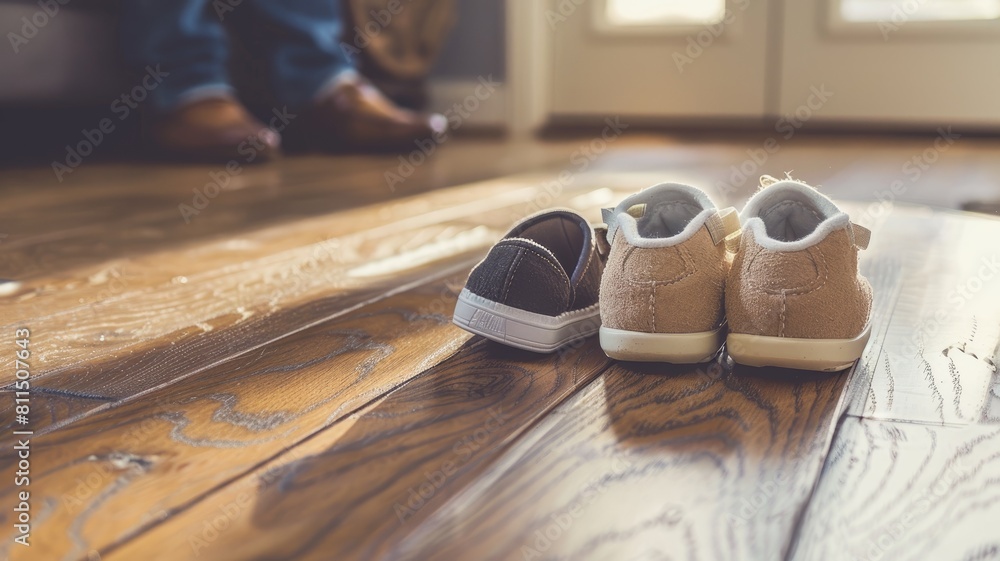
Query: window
605 0 727 26
840 0 1000 22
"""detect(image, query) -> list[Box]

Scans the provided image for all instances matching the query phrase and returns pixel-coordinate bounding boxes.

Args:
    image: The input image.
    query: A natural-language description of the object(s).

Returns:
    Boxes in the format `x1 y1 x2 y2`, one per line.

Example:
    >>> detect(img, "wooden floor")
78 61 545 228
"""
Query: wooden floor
1 133 1000 561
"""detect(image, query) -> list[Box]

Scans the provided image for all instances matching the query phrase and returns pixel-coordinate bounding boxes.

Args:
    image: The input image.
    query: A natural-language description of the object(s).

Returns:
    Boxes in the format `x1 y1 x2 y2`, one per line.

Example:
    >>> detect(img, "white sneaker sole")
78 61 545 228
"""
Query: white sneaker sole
599 326 725 363
452 289 601 353
727 324 872 372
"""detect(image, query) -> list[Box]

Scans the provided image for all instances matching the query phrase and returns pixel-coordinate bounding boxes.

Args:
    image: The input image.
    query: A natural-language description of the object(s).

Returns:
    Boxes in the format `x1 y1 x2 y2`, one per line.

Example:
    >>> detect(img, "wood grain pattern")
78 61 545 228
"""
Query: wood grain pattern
842 205 1000 425
786 204 1000 561
7 167 634 325
0 140 588 280
5 135 1000 561
790 417 1000 561
0 168 639 560
102 339 611 561
0 174 544 380
0 273 476 561
390 358 854 561
0 176 629 437
985 370 1000 423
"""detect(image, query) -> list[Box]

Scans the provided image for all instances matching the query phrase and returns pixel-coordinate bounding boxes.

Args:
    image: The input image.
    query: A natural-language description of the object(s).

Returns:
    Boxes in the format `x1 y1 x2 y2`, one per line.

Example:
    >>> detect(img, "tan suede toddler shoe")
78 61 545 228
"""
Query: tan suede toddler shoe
599 183 740 363
726 177 873 371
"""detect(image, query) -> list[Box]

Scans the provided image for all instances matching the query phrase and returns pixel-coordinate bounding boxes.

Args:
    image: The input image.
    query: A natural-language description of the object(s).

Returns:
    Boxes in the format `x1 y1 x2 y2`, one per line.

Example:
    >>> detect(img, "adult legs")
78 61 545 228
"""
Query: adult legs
120 0 232 111
119 0 281 160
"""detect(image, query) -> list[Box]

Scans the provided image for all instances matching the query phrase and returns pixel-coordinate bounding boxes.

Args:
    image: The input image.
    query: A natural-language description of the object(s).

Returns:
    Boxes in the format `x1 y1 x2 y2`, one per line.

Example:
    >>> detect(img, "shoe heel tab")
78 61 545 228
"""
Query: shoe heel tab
706 207 742 252
593 223 611 260
850 223 871 250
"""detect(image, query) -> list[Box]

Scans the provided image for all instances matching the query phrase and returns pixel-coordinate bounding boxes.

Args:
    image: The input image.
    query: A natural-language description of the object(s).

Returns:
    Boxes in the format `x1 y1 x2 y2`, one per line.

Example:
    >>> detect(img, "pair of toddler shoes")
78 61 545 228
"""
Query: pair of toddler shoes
452 177 873 372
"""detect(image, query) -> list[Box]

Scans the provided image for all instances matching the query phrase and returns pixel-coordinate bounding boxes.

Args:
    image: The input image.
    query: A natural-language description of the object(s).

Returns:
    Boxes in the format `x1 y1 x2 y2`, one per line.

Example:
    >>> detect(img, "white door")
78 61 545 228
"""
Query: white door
540 0 773 121
515 0 1000 129
779 0 1000 127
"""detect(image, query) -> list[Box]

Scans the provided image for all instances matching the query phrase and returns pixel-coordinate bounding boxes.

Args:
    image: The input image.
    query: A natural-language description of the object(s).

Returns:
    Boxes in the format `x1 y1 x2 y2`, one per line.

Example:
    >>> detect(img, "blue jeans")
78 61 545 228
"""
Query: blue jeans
121 0 353 112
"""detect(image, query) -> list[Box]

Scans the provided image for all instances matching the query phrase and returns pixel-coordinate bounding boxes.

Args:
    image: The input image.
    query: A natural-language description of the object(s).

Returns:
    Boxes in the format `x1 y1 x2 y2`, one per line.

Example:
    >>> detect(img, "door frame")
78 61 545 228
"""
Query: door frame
505 0 552 135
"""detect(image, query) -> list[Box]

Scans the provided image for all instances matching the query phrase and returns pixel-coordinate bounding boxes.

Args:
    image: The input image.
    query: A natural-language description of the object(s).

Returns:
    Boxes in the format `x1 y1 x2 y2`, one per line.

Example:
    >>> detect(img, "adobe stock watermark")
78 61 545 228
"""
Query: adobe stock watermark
51 64 169 182
518 453 649 560
544 0 587 29
211 0 244 20
383 74 500 192
189 448 308 557
85 265 134 321
850 127 968 359
178 106 296 223
673 0 750 73
878 0 930 40
412 275 468 322
337 0 414 65
265 236 348 306
513 116 630 221
6 0 70 54
856 126 960 225
725 465 798 526
903 251 1000 357
715 84 834 196
393 406 507 524
58 392 185 518
856 462 964 561
59 453 152 514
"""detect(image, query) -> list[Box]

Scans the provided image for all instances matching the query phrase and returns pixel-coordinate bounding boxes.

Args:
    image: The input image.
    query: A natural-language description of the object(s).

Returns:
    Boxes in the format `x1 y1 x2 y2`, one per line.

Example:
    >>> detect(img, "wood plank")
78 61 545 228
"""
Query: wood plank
96 338 611 561
0 176 628 436
842 205 1000 425
788 207 1000 560
4 132 994 284
840 248 905 420
0 172 638 560
0 272 476 561
8 141 997 561
1 174 543 325
0 139 586 280
789 417 1000 561
0 237 481 437
389 358 853 561
382 203 990 561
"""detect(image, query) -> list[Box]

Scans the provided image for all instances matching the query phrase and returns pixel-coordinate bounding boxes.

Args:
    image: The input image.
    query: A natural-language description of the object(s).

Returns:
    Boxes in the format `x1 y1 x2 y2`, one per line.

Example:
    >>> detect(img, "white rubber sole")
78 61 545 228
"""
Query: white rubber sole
727 324 872 372
599 326 725 363
452 289 601 353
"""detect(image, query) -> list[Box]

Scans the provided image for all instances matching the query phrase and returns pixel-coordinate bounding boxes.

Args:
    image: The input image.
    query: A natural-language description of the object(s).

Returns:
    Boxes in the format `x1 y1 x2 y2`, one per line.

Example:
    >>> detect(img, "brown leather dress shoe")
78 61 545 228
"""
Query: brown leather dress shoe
151 96 281 162
291 75 447 153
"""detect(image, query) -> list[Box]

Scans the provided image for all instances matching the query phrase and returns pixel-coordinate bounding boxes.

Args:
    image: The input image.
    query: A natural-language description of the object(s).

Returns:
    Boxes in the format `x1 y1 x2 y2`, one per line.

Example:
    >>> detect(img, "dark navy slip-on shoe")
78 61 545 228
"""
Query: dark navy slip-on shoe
452 208 607 352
